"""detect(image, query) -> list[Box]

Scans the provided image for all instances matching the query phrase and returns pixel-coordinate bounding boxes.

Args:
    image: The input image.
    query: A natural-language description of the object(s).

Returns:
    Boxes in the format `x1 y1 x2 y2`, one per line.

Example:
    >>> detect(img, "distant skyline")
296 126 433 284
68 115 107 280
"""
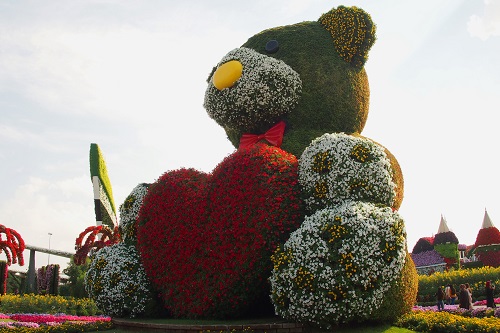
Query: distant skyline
2 0 499 272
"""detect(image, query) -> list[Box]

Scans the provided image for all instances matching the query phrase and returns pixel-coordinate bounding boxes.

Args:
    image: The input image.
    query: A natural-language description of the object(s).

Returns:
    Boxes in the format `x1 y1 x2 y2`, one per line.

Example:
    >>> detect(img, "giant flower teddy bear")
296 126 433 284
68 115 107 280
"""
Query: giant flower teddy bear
83 5 418 327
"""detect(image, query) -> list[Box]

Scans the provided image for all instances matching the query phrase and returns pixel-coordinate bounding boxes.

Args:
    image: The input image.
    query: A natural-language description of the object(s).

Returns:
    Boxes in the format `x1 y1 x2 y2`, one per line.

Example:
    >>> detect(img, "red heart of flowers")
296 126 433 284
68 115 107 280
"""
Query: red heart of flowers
137 143 304 318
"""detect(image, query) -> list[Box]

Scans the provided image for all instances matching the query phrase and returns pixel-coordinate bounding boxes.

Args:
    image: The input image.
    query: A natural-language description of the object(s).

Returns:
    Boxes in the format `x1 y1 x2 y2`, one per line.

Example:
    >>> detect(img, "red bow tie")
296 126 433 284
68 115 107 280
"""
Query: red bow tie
239 121 286 149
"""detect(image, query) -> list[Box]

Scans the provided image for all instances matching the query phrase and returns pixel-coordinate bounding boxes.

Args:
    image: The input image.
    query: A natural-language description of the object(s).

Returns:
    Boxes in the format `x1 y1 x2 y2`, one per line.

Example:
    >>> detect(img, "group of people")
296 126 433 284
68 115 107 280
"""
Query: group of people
435 281 496 310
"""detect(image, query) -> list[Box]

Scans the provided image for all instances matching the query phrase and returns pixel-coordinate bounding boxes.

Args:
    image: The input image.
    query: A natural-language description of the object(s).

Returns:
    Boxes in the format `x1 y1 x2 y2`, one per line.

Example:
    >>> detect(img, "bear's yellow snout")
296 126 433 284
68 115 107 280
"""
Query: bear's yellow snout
213 60 243 90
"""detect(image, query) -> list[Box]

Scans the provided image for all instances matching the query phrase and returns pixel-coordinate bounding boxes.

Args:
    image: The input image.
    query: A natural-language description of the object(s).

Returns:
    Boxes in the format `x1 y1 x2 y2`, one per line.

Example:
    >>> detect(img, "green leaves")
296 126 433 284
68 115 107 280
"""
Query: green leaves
89 143 117 228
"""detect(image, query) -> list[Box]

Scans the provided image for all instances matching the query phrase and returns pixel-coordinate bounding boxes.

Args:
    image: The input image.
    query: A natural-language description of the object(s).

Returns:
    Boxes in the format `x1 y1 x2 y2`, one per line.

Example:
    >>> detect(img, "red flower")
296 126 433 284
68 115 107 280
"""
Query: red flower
137 144 304 318
0 224 25 266
475 227 500 247
74 225 121 265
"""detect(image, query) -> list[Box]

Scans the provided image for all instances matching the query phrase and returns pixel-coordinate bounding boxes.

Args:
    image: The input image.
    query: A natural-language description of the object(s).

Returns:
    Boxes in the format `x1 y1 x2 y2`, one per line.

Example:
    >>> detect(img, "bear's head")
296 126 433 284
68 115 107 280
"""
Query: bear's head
204 6 376 157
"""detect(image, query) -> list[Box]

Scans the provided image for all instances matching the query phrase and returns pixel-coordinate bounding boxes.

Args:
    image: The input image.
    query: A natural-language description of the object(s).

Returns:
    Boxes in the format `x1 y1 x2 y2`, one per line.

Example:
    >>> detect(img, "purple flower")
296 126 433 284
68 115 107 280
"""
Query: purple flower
410 250 445 266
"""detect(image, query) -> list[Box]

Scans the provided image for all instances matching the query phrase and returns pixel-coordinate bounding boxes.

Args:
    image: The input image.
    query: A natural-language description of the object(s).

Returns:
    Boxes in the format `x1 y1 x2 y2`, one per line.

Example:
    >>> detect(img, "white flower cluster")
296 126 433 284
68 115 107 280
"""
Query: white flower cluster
204 47 302 131
85 243 155 318
270 201 406 327
118 183 149 243
299 133 396 212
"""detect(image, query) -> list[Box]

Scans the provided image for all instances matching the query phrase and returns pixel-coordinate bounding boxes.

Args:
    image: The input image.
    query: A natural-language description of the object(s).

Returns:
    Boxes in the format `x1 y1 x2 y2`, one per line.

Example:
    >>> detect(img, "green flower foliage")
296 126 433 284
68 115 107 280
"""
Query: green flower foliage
232 21 370 157
270 202 406 328
89 143 117 227
434 243 459 262
85 243 157 318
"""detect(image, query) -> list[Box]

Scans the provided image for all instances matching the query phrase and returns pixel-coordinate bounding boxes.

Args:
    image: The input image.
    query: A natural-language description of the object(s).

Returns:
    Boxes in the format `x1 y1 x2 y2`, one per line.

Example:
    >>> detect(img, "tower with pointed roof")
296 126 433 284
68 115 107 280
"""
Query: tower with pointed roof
474 208 500 267
437 215 450 234
410 214 460 273
433 214 460 269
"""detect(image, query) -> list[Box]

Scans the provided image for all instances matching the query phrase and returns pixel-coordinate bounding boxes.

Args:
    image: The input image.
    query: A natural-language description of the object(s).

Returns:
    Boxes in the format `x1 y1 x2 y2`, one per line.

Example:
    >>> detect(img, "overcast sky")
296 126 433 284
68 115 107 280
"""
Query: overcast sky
2 0 499 272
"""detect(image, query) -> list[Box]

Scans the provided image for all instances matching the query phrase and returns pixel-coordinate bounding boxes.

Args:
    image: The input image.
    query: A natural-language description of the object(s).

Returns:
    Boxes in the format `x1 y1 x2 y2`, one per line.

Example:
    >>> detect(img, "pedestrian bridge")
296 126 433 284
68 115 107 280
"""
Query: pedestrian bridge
23 244 74 293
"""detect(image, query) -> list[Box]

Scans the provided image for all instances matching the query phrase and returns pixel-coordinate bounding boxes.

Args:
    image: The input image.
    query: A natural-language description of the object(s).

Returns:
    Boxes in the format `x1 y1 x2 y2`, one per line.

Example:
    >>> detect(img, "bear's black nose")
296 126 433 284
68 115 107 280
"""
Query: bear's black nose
265 40 279 54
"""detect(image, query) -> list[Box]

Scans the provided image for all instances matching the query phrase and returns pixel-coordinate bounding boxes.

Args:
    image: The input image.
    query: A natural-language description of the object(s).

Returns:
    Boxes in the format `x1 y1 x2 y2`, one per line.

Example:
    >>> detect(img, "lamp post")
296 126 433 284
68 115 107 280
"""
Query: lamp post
47 233 52 266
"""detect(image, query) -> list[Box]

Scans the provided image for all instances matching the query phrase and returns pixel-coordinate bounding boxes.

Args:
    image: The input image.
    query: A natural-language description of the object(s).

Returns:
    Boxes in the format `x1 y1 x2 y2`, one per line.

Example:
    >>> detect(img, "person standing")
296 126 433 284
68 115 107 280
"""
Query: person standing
445 284 451 304
459 284 471 310
449 284 457 305
485 281 496 308
465 283 473 309
435 286 445 311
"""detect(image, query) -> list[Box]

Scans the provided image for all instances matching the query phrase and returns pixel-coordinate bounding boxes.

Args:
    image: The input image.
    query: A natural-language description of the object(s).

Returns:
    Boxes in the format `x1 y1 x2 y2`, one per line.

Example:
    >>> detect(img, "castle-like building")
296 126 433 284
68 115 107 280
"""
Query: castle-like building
411 210 500 275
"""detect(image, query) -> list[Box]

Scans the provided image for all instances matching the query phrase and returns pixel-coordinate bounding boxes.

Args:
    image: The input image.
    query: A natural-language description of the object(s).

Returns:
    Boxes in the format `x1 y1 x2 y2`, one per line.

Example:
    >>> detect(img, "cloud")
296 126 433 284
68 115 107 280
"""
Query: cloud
0 176 94 258
467 0 500 40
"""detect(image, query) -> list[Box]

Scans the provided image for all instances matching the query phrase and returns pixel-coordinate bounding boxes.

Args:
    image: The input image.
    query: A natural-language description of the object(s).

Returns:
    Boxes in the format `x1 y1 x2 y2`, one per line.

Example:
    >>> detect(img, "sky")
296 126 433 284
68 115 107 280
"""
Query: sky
1 0 500 273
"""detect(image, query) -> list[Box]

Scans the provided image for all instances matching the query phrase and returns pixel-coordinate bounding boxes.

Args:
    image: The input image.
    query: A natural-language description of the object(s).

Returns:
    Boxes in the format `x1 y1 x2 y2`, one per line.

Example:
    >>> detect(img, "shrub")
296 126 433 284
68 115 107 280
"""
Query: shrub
0 294 100 315
61 257 90 298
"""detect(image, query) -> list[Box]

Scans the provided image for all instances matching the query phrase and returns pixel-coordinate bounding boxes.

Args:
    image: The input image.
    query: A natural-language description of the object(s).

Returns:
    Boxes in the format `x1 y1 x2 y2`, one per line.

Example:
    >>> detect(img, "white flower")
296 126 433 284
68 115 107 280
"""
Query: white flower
119 183 149 243
204 47 302 131
85 243 155 318
270 201 406 327
298 133 396 212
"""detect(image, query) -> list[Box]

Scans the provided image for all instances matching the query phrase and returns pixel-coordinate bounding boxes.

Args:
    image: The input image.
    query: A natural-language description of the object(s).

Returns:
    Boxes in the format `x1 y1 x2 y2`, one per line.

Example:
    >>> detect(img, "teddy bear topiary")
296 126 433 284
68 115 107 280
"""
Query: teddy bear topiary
83 4 417 325
201 4 416 325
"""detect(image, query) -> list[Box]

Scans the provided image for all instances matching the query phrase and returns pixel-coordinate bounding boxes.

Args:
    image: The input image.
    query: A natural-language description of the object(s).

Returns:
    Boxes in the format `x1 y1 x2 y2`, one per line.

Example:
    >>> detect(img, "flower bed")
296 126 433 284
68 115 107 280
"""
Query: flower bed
474 298 500 307
0 313 113 332
396 307 500 333
0 294 99 316
412 304 500 318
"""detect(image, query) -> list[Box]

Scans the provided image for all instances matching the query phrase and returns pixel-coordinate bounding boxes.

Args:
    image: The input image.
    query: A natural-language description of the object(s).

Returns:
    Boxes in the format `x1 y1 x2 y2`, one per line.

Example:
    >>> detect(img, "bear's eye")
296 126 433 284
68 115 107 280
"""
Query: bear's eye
265 40 279 54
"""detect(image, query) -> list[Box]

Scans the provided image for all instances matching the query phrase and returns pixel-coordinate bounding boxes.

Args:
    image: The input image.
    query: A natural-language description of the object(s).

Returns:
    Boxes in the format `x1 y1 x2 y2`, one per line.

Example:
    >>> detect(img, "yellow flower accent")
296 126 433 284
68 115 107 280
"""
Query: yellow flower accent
350 143 373 163
314 181 328 199
271 247 293 271
322 223 348 243
312 151 332 174
294 267 315 291
319 6 376 67
95 258 107 270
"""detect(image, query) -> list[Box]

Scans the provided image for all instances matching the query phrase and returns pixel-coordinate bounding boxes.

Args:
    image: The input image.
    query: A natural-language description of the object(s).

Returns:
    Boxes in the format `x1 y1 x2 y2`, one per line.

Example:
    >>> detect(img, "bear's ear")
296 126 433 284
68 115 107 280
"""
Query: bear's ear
319 6 376 68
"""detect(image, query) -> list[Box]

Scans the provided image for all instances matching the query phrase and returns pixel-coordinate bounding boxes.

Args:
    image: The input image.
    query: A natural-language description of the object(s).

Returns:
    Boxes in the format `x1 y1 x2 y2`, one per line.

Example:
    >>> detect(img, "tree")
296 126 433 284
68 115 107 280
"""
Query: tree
61 256 90 298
